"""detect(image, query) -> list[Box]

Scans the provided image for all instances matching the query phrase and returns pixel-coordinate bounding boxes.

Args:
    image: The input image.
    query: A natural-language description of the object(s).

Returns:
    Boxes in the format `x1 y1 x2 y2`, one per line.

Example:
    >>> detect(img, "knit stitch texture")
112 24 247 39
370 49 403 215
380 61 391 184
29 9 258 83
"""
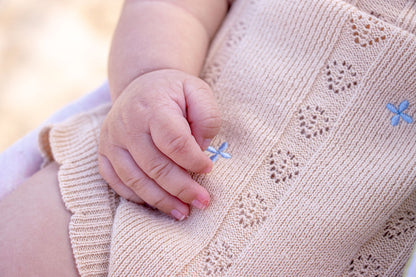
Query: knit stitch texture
40 0 416 276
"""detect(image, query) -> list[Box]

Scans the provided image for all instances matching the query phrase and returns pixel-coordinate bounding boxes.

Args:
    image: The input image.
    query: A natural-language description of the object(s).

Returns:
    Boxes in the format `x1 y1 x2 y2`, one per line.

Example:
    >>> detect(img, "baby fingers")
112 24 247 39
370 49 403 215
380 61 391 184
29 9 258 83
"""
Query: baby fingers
128 133 211 210
149 111 213 174
102 146 190 220
98 153 144 204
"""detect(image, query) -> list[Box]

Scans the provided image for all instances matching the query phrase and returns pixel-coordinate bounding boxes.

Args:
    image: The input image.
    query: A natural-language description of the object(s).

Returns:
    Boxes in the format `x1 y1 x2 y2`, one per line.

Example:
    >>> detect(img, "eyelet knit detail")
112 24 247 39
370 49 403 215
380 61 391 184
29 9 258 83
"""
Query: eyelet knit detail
237 192 268 228
325 60 358 94
203 240 234 276
369 11 387 22
203 19 248 86
347 254 382 277
351 0 414 32
297 105 331 139
40 2 416 276
224 21 248 49
383 210 416 240
341 190 416 277
268 150 300 184
350 14 387 47
202 61 222 88
201 0 255 87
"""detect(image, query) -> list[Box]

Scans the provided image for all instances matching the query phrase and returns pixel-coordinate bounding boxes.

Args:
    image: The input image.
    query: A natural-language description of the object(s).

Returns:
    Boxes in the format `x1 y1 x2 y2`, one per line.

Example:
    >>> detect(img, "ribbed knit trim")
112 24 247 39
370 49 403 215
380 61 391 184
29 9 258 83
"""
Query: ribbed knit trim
39 104 114 277
37 0 416 275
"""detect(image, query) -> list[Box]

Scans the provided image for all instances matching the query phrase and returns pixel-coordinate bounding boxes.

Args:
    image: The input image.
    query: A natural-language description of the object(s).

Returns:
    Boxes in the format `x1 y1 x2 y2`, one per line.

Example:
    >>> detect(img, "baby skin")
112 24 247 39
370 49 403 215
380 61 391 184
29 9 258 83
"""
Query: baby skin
100 0 231 220
1 0 230 275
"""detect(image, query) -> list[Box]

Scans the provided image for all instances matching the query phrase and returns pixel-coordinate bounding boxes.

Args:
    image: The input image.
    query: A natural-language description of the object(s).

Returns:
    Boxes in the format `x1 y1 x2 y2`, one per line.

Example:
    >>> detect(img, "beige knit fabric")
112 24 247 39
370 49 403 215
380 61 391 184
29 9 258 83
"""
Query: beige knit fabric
39 0 416 276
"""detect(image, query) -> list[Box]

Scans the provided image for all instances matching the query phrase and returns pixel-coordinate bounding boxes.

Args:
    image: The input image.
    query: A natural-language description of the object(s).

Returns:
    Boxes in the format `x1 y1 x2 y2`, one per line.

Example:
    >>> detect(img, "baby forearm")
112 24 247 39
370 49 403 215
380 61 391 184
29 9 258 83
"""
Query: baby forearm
108 0 229 100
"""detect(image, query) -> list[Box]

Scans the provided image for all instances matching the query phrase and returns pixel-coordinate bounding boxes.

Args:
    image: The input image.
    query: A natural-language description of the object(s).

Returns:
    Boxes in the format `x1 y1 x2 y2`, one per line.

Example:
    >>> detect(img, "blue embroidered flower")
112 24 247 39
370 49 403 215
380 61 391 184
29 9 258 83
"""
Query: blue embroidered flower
386 100 413 126
207 142 231 162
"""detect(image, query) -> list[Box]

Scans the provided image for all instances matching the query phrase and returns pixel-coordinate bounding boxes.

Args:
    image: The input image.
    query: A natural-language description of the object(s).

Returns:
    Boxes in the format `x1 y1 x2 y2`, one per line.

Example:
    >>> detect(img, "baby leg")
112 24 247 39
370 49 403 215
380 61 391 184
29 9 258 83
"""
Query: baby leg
0 162 79 276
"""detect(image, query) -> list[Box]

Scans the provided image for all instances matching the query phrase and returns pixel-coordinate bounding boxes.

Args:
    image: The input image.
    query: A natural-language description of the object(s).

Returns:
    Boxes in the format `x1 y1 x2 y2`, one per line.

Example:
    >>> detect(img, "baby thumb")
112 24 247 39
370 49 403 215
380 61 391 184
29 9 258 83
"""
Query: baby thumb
183 77 221 150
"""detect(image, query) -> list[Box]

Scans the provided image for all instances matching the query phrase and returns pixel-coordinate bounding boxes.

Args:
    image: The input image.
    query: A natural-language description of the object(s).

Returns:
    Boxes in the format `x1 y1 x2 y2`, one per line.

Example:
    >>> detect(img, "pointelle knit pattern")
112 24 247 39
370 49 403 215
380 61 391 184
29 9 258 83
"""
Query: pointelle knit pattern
39 0 416 276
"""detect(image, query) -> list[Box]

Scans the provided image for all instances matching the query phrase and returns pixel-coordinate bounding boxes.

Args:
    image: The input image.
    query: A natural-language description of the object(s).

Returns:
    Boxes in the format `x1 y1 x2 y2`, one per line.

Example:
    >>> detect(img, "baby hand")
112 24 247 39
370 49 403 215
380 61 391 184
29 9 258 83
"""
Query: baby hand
98 70 221 220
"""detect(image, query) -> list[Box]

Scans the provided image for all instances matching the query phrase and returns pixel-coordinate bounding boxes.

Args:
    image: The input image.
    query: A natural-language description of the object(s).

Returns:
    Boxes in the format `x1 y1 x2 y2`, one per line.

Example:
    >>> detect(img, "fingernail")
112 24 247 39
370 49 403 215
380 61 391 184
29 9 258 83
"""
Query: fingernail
202 139 212 150
171 209 186 221
202 164 212 174
192 199 208 210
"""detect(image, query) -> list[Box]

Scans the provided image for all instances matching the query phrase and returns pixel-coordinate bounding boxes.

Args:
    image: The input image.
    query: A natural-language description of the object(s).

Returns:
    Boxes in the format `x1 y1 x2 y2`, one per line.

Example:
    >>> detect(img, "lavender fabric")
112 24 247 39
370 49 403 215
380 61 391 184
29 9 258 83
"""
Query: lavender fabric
0 82 111 199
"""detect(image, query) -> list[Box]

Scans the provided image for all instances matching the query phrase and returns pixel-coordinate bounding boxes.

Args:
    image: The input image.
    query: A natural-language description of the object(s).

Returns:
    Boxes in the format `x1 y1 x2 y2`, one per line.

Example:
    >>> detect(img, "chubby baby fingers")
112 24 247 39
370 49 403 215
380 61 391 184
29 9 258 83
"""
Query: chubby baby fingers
183 77 221 150
98 154 144 204
128 133 211 210
150 112 213 174
100 147 190 220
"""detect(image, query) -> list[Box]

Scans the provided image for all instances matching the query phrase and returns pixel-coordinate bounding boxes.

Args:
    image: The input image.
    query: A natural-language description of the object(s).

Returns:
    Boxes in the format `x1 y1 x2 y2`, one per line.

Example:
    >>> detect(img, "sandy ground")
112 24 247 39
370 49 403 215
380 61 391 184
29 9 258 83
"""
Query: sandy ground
0 0 122 152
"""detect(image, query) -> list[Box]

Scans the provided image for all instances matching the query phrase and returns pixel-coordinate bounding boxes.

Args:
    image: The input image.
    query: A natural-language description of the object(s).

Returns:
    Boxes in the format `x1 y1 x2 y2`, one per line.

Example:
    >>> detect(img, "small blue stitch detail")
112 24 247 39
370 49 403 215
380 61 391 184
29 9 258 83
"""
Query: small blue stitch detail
207 142 231 162
386 100 413 126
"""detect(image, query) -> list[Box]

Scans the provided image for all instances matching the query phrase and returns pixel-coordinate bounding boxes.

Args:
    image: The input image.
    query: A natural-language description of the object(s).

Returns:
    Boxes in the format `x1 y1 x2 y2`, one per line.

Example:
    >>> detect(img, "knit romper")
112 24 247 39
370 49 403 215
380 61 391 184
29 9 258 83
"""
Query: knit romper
39 0 416 275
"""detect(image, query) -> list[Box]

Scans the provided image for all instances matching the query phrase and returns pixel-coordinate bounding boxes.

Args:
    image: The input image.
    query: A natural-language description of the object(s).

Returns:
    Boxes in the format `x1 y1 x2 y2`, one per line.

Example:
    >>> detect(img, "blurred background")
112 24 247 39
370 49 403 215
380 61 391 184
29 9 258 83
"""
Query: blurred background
0 0 123 152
